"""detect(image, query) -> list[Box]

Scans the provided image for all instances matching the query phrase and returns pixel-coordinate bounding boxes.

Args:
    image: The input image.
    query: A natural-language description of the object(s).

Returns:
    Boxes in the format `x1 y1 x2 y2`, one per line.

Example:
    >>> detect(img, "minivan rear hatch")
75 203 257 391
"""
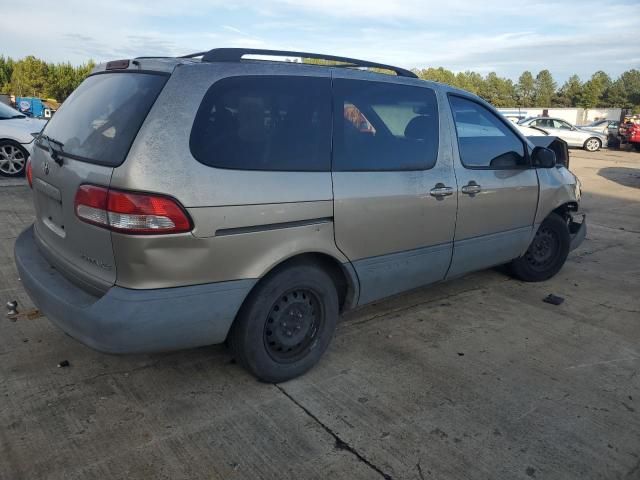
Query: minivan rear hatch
30 71 168 295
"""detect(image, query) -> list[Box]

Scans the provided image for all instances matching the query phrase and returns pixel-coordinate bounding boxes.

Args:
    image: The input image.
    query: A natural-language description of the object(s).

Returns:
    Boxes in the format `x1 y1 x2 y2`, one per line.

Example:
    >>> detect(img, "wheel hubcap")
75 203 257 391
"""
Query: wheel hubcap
525 226 560 271
263 288 322 363
0 145 26 175
586 139 599 151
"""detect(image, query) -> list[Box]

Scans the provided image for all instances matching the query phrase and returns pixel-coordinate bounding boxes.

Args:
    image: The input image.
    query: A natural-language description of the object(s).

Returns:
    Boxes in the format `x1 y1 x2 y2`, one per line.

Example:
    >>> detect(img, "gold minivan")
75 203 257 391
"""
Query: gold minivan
15 49 585 381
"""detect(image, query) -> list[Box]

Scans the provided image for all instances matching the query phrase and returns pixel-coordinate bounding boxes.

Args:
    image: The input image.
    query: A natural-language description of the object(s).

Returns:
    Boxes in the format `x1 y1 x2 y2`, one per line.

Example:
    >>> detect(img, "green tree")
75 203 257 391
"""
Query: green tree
46 62 76 100
604 79 628 107
579 71 611 108
454 71 484 95
480 72 516 107
42 59 94 101
557 75 582 107
10 55 49 97
0 55 15 93
415 67 456 86
516 71 535 107
533 70 556 107
616 69 640 108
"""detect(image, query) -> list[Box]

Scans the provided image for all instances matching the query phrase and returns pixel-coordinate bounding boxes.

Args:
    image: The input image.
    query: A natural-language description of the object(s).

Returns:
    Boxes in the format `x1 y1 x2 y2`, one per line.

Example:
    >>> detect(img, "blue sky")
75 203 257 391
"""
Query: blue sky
1 0 638 82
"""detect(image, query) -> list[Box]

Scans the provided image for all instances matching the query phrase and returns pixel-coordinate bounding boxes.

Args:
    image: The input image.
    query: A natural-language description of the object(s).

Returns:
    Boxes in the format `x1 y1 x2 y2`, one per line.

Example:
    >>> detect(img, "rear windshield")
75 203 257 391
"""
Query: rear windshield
40 72 167 166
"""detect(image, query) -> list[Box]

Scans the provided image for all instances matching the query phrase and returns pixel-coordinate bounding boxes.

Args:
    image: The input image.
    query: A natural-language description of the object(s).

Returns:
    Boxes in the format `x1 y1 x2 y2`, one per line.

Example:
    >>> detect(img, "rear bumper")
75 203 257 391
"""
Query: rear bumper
14 225 256 354
569 213 586 251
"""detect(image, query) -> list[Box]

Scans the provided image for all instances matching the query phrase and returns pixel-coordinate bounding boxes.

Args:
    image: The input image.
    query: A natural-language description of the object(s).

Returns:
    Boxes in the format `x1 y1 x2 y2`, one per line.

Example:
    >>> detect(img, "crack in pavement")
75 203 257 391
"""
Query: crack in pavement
590 221 640 235
275 384 393 480
627 457 640 479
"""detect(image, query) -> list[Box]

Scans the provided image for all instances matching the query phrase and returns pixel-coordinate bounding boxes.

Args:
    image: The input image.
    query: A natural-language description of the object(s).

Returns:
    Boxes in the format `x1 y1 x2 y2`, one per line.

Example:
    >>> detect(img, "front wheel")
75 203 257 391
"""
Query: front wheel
583 137 601 152
0 140 28 177
509 213 570 282
228 263 339 382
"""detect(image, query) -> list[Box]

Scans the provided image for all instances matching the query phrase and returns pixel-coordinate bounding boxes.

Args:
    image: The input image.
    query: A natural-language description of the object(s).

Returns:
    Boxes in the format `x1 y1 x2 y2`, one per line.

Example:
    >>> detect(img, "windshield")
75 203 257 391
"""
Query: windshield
586 120 607 126
517 117 536 125
0 102 25 119
40 72 167 166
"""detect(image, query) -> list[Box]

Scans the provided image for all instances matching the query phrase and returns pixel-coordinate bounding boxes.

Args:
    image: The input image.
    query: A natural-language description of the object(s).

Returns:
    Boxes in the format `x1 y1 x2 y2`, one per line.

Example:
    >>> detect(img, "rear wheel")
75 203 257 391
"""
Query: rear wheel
509 213 570 282
583 137 601 152
228 263 339 382
0 140 28 177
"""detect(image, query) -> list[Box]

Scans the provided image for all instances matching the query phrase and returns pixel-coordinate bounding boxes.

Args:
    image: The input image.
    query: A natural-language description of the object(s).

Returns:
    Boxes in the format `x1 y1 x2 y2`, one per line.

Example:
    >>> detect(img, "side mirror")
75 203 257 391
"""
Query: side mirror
532 146 556 168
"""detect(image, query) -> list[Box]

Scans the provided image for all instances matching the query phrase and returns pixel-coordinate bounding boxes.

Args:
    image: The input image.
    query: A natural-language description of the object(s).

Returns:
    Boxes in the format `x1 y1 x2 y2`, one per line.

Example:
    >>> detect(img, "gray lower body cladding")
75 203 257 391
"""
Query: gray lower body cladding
15 225 256 354
569 213 587 251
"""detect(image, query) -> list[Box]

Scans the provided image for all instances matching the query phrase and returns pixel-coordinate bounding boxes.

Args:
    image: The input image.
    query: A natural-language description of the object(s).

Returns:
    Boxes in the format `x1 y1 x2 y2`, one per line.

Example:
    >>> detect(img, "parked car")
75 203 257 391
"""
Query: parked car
0 102 47 177
518 116 607 152
14 49 586 382
499 110 529 124
577 119 620 136
516 125 548 136
620 121 640 151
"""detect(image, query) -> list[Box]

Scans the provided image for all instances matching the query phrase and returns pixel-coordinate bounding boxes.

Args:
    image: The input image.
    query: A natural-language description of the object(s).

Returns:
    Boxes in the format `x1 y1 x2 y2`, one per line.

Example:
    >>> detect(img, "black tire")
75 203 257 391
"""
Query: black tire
0 140 28 177
633 143 640 152
583 137 601 152
228 262 339 382
509 213 570 282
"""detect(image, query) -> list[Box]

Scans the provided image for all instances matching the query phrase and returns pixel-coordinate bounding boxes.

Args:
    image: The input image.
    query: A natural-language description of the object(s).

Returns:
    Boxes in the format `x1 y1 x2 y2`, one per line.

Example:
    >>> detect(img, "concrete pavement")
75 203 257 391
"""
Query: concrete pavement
1 149 638 479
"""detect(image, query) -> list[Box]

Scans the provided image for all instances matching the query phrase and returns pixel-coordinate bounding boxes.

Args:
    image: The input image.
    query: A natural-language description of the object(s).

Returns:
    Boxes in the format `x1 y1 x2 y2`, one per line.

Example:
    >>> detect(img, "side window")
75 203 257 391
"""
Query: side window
190 76 331 171
554 120 572 130
449 95 527 169
333 79 439 171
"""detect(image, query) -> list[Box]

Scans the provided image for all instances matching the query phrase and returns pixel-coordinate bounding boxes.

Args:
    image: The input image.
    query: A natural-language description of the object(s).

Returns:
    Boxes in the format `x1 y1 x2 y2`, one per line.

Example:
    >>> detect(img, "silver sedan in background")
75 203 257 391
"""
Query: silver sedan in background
578 119 620 136
518 117 607 152
0 102 47 177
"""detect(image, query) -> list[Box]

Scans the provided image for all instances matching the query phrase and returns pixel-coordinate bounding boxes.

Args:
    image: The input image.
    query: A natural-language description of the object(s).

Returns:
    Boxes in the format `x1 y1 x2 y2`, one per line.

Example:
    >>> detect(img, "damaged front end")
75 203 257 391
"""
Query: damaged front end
527 135 571 169
568 211 586 251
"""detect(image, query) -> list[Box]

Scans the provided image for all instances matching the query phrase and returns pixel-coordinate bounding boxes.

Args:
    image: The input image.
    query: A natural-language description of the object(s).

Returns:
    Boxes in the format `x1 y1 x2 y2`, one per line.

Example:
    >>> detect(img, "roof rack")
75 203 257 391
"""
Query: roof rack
180 48 417 78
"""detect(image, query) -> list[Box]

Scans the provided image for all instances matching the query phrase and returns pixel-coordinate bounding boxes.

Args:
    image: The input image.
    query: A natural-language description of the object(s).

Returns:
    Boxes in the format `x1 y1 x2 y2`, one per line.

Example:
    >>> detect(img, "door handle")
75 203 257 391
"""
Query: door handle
461 181 482 195
429 183 454 198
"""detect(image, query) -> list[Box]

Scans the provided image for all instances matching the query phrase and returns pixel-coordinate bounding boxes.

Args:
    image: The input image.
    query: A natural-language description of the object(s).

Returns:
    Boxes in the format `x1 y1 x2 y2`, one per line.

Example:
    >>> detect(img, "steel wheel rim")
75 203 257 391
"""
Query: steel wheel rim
0 145 26 175
263 288 324 363
525 226 560 271
586 139 599 151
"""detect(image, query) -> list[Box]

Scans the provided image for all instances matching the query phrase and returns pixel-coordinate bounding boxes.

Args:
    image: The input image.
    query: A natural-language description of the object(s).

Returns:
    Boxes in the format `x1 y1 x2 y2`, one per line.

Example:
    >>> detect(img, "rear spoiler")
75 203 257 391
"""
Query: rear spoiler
527 136 570 169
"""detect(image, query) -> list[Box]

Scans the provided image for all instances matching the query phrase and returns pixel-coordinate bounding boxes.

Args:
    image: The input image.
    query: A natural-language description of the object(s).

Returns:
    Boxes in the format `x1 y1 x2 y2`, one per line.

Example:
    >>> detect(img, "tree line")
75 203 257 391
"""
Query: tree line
0 55 94 103
1 54 639 112
412 67 640 110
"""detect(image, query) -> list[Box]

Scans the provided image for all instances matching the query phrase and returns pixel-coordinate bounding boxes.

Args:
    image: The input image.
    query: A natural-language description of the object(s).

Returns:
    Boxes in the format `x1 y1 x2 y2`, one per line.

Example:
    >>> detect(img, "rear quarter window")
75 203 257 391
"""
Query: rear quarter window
40 72 168 167
190 75 331 171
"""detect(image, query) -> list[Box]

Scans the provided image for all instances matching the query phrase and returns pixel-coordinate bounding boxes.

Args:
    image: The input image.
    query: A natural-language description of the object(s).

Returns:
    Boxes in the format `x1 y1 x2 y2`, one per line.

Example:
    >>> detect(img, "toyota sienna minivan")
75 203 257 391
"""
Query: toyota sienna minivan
15 48 586 382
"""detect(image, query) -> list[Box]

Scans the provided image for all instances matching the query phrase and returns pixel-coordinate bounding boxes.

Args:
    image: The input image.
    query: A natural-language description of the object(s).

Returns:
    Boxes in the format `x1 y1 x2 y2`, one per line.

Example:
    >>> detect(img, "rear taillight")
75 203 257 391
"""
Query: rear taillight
74 184 192 234
26 159 33 188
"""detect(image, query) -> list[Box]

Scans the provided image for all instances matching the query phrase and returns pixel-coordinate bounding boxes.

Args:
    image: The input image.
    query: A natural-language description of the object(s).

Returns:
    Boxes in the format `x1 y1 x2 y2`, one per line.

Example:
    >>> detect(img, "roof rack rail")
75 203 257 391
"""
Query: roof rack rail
180 48 417 78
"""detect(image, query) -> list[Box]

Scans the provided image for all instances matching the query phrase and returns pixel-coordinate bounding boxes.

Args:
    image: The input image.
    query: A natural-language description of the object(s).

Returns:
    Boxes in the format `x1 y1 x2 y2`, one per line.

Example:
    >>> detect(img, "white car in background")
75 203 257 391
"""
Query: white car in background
516 125 548 136
518 116 607 152
0 102 47 177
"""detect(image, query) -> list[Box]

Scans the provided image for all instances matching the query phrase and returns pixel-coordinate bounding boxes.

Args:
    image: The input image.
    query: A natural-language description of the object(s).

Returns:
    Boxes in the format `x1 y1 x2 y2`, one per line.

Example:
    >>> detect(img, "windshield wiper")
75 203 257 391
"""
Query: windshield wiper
41 134 65 166
11 114 26 119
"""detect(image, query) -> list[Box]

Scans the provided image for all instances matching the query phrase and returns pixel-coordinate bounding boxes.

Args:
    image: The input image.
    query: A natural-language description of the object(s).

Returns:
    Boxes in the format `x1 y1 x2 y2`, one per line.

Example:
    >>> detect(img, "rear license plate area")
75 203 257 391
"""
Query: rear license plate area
34 179 66 237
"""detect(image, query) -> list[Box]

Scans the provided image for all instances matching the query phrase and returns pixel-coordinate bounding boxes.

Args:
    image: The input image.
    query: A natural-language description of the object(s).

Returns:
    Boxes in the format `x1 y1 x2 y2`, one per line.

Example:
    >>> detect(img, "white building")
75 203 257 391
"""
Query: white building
497 107 622 125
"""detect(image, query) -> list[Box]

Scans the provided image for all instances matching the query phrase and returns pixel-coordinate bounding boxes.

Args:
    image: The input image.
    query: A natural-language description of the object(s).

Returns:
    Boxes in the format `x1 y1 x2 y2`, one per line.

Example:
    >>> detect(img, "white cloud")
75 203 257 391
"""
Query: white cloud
0 0 637 80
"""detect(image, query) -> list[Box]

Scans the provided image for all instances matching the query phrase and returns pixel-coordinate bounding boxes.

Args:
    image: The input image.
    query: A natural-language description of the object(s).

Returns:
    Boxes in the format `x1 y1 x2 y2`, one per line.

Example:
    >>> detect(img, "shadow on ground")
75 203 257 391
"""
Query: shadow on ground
597 166 640 189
